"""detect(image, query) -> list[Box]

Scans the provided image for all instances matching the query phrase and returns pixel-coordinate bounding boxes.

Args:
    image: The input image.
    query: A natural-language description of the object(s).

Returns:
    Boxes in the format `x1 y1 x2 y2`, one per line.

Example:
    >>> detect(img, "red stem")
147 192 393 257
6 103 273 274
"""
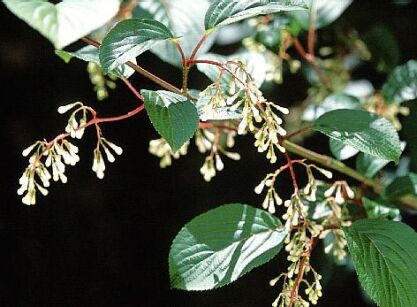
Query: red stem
188 34 208 64
174 42 187 68
120 77 144 102
285 152 299 193
307 0 317 56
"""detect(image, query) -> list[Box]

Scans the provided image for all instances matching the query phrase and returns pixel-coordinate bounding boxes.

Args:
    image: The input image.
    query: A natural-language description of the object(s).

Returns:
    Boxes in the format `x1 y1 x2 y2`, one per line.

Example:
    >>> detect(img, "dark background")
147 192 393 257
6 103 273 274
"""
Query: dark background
1 1 417 306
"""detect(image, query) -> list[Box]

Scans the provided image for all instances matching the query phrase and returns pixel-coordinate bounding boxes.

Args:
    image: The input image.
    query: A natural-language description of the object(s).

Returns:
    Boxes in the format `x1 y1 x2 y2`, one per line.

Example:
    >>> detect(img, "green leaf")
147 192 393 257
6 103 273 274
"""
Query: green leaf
169 203 287 290
135 0 215 67
382 60 417 104
291 0 352 30
141 90 199 152
55 46 136 78
329 138 358 161
314 109 402 163
385 173 417 201
356 152 390 178
364 25 400 74
362 198 400 220
344 219 417 307
303 93 361 122
56 45 99 64
204 0 308 30
3 0 119 49
99 19 174 73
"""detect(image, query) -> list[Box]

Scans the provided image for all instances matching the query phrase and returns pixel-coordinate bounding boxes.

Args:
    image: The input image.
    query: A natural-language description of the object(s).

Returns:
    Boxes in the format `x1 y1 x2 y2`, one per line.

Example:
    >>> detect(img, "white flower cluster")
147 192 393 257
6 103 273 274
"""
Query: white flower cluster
254 171 283 214
58 102 88 139
323 181 355 204
148 138 189 168
196 128 241 182
18 139 80 205
302 164 333 201
92 138 123 179
200 61 289 164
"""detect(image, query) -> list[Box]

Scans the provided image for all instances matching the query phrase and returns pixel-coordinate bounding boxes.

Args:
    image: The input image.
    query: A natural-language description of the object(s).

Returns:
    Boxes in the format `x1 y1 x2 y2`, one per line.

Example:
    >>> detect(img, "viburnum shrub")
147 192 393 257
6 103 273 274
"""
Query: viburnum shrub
5 0 417 306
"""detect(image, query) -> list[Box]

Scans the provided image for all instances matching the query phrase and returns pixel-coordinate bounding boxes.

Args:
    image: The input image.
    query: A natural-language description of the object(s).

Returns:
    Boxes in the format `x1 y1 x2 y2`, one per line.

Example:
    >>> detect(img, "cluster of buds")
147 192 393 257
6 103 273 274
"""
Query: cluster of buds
254 170 284 214
92 137 123 179
252 100 289 163
321 228 349 261
199 60 289 164
18 139 80 205
58 101 89 139
323 181 355 204
87 62 116 101
270 222 324 306
302 163 333 202
304 271 323 305
318 190 353 261
196 128 240 182
148 138 189 168
270 246 323 307
283 194 309 230
271 277 310 307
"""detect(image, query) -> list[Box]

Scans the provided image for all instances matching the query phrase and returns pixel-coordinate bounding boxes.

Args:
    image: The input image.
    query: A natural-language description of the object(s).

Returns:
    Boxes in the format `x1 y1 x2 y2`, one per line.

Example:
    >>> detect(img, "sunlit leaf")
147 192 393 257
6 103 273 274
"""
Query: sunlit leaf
169 203 287 290
204 0 308 30
3 0 120 49
99 19 174 73
141 90 199 152
314 109 402 162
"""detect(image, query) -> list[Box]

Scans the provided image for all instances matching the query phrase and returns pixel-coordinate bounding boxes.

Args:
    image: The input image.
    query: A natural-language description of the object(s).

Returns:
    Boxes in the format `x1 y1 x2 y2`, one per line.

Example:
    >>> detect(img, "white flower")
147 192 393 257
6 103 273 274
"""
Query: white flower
57 102 81 114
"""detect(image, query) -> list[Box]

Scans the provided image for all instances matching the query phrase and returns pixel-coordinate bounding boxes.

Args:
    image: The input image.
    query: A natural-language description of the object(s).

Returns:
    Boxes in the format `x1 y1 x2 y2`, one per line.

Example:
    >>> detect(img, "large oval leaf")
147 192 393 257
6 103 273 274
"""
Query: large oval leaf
314 109 402 163
169 203 287 290
3 0 120 49
99 18 174 73
344 219 417 307
141 90 199 152
204 0 308 30
135 0 214 67
382 60 417 104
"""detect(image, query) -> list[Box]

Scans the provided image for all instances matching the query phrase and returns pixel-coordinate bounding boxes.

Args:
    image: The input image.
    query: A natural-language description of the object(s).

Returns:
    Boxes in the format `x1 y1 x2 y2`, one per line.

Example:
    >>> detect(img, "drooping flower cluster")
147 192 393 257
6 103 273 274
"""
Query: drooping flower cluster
148 138 189 168
270 223 323 307
199 60 289 164
18 139 80 205
17 101 124 204
255 161 332 215
87 62 117 101
58 101 89 139
92 137 123 179
196 128 240 182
